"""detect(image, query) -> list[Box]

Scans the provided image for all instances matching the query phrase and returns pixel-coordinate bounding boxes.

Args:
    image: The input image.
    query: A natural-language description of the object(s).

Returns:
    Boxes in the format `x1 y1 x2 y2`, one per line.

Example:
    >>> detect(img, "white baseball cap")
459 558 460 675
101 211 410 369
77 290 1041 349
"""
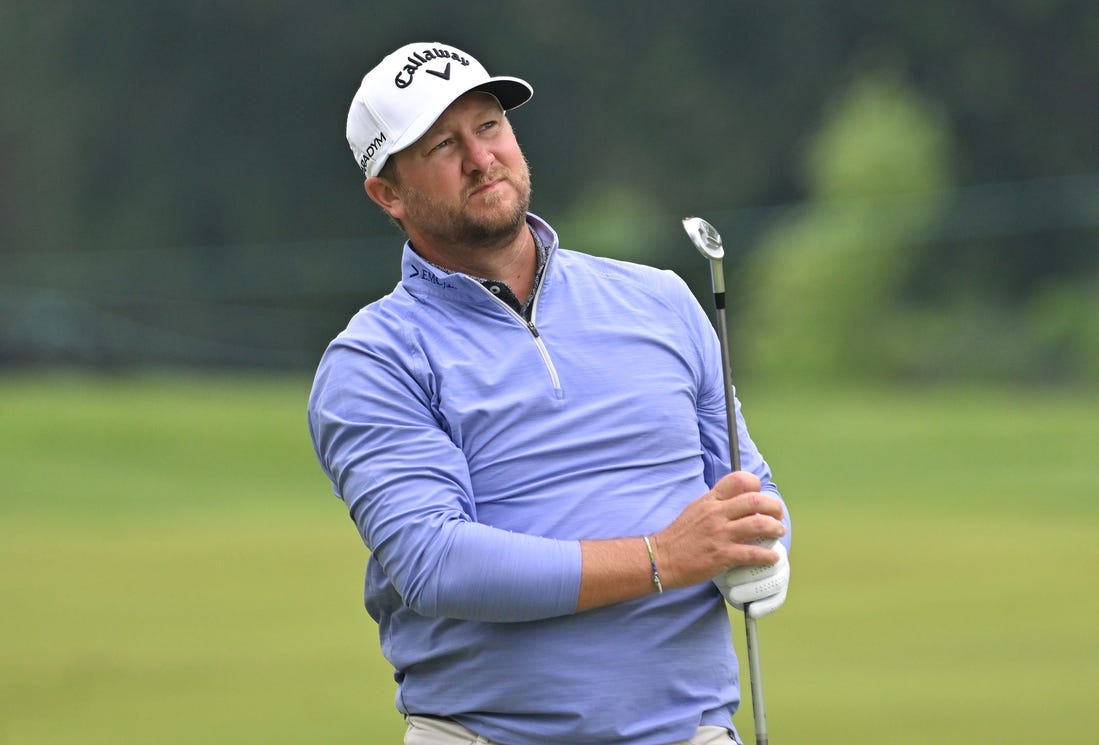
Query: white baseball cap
346 42 533 178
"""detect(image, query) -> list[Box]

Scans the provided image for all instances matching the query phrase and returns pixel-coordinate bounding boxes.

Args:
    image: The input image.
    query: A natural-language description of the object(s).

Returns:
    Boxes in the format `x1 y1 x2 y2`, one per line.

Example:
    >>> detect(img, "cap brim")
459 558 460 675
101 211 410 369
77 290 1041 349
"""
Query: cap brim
473 76 533 110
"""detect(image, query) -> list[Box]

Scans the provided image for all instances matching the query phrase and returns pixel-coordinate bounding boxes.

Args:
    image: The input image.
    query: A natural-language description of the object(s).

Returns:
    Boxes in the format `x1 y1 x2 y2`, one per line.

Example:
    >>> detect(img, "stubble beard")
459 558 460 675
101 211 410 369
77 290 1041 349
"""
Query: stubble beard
401 156 532 251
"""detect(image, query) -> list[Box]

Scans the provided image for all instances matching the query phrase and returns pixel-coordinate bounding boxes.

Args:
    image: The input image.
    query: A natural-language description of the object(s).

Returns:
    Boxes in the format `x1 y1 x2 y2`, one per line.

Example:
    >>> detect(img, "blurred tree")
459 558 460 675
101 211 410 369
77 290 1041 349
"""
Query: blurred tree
1026 279 1099 381
740 70 955 381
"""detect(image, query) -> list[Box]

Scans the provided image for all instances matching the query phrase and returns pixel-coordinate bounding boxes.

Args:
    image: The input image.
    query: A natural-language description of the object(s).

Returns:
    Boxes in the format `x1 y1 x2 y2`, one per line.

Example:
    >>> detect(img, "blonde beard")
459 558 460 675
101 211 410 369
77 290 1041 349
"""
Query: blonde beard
399 158 532 249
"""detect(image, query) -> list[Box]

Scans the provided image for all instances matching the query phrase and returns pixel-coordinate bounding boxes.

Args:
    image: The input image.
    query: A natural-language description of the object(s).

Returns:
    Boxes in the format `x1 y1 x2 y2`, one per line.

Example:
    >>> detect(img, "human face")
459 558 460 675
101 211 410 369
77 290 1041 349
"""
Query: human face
387 92 531 252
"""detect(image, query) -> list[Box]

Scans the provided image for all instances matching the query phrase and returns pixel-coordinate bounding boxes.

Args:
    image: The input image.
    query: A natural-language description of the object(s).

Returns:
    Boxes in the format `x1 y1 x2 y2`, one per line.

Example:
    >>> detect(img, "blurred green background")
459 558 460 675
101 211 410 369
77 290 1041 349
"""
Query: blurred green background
2 1 1097 743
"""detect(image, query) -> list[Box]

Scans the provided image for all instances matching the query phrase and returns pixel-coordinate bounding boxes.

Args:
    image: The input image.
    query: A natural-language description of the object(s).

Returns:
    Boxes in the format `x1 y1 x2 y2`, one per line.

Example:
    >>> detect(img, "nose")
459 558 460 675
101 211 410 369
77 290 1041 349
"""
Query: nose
462 137 495 175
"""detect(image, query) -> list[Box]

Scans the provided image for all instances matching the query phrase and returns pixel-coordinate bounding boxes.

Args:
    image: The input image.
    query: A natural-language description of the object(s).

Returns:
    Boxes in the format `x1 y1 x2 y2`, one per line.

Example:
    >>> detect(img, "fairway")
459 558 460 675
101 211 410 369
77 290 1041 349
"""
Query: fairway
2 375 1097 744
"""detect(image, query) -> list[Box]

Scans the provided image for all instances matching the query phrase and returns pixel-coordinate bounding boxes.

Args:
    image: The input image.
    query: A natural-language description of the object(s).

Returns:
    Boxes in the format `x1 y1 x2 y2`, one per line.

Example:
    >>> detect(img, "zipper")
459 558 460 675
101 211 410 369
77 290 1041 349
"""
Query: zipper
491 296 563 395
523 316 563 394
475 274 563 395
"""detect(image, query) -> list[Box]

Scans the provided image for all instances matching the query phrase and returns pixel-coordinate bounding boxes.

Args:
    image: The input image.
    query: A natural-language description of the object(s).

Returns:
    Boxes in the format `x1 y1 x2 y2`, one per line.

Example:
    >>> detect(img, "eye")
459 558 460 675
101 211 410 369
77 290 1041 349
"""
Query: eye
429 137 454 154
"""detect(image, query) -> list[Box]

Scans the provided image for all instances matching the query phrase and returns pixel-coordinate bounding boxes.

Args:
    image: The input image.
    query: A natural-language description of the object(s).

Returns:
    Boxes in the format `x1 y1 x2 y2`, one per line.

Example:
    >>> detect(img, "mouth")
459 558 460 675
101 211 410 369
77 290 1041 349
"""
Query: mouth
469 178 506 198
467 170 513 200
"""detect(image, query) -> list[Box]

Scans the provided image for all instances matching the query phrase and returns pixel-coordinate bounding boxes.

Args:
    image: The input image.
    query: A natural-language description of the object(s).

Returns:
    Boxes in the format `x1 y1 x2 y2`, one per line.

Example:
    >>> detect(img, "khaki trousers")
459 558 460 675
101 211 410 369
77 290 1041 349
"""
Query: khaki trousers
404 715 737 745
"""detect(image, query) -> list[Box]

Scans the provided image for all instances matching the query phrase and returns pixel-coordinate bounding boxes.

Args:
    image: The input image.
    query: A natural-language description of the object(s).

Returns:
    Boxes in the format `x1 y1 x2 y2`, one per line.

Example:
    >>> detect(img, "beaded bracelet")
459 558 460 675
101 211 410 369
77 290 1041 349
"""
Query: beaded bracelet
642 535 664 593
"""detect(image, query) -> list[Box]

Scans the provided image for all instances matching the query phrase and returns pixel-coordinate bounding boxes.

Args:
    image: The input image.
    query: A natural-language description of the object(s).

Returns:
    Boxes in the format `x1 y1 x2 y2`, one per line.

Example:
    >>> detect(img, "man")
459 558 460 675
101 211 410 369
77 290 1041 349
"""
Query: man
308 42 792 745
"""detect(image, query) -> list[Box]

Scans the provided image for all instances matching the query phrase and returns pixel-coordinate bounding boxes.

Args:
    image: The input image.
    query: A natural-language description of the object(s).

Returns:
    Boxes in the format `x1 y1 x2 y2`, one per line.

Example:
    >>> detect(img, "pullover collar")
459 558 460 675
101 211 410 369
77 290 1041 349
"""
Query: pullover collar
399 213 559 310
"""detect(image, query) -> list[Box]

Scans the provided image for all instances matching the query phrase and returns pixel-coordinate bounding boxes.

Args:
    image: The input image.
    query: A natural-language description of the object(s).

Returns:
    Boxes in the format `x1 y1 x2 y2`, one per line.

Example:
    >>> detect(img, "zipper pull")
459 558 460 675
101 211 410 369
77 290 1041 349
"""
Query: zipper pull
526 320 540 337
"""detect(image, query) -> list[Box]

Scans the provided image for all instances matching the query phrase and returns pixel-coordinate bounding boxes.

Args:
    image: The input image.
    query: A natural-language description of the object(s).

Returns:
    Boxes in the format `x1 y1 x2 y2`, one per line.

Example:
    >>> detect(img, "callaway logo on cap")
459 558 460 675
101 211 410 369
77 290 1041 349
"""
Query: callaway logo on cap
346 42 533 178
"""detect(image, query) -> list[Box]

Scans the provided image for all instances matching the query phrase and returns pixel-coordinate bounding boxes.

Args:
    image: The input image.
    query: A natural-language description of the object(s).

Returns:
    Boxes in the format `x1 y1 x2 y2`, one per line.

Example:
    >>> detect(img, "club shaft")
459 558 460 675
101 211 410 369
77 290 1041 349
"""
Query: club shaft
711 301 740 472
745 614 768 745
710 261 767 743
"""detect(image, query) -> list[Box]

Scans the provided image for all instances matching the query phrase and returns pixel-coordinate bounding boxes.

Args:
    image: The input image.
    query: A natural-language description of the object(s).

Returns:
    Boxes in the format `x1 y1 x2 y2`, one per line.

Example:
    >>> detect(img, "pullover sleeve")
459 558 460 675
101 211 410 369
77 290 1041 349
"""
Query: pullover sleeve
308 334 581 623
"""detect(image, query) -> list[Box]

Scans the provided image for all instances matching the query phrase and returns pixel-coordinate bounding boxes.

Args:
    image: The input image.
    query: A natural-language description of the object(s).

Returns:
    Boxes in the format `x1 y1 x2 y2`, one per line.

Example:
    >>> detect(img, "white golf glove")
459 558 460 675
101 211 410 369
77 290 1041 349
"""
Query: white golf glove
712 539 789 619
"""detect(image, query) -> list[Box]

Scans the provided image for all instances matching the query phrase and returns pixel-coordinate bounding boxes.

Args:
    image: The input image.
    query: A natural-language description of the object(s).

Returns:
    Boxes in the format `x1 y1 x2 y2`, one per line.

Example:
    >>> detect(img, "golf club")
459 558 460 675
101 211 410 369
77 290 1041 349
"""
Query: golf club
682 216 770 745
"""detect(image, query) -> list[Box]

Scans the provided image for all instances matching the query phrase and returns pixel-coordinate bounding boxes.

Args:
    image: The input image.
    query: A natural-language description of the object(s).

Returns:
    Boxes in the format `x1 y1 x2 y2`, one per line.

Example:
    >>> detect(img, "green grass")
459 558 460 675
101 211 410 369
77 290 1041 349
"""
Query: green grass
2 375 1097 744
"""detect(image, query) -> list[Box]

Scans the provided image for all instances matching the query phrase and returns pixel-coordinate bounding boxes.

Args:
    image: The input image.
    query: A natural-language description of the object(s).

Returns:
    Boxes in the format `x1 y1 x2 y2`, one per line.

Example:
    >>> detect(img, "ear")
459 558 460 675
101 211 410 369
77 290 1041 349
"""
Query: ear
364 176 405 220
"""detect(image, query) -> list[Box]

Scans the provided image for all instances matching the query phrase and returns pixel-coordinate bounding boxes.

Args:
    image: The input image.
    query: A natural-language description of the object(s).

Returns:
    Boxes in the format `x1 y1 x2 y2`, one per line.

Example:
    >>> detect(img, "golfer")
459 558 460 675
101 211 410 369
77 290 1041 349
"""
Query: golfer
308 41 792 745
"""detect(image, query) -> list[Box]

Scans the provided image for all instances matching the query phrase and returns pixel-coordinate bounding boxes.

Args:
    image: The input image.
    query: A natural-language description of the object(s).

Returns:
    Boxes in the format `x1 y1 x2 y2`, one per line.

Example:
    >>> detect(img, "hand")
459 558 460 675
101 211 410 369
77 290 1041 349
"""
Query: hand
712 538 789 619
650 472 786 589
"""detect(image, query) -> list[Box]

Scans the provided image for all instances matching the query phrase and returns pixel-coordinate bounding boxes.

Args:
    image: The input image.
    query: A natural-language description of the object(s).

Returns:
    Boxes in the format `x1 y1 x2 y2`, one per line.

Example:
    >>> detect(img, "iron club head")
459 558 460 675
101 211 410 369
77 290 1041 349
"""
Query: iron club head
683 216 726 294
682 216 725 261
